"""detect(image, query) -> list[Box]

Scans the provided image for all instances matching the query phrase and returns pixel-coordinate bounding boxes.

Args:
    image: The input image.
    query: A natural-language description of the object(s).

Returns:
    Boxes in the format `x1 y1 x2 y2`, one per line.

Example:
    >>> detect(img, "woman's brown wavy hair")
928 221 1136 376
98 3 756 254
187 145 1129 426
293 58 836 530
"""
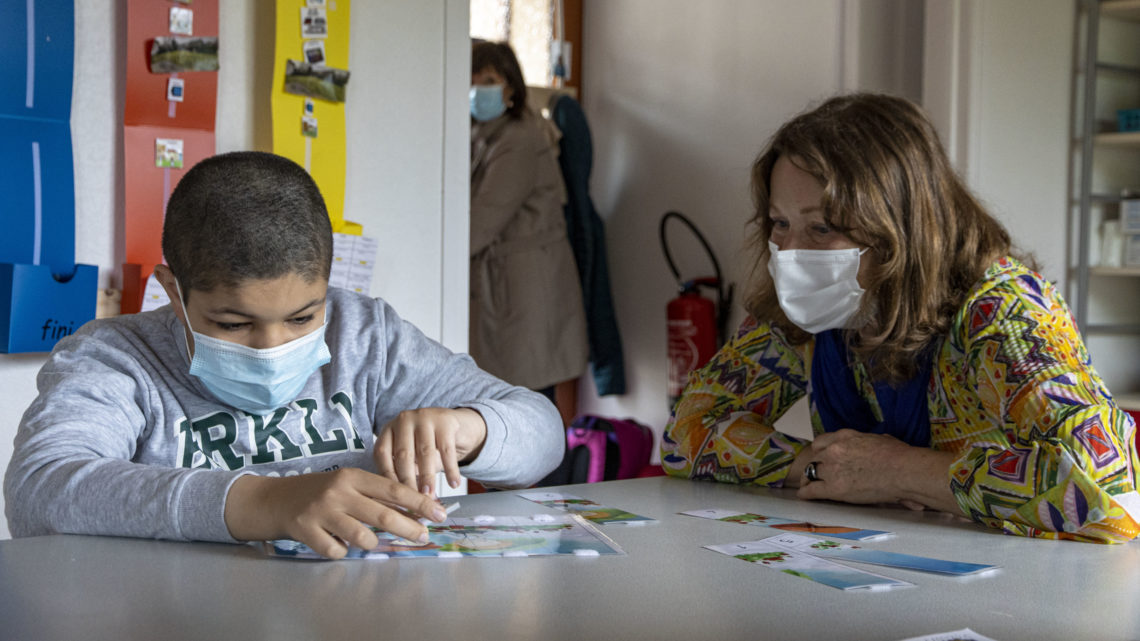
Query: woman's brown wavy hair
747 93 1020 383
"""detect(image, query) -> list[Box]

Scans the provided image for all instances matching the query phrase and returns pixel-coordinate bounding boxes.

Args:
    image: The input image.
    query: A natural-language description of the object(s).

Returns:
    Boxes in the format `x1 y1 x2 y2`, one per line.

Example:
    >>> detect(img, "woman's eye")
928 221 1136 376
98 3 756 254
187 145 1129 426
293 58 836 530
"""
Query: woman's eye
215 322 247 332
770 218 789 229
289 315 315 326
812 224 832 235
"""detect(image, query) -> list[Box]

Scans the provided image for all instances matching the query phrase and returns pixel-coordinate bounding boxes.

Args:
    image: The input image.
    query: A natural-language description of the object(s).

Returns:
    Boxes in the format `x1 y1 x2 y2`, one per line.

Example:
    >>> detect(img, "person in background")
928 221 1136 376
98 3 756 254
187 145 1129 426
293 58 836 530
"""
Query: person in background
468 40 588 425
662 93 1140 543
5 152 564 558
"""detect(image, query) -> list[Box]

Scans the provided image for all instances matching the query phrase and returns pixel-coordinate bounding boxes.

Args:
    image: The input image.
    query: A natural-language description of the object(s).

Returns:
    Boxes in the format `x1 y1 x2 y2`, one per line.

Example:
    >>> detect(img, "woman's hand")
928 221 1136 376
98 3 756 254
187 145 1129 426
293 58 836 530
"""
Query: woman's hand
224 469 448 559
795 429 964 515
373 407 488 496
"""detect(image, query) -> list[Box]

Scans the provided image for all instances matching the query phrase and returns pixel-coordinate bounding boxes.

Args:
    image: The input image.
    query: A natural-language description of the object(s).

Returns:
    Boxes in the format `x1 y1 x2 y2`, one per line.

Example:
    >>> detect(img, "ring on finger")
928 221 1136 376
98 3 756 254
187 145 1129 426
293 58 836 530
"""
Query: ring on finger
804 461 821 483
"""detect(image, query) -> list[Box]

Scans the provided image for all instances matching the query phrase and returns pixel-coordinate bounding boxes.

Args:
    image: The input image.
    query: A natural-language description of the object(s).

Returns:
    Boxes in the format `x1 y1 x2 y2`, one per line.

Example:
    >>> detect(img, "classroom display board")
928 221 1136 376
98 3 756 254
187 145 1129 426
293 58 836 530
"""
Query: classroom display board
0 1 97 353
120 0 219 314
271 0 360 234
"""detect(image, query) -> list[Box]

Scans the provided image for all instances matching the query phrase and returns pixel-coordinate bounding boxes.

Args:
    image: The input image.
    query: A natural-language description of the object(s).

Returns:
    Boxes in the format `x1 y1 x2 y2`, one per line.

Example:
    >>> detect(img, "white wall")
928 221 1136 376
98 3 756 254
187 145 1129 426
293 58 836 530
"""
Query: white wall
0 0 469 540
576 0 926 445
923 0 1073 287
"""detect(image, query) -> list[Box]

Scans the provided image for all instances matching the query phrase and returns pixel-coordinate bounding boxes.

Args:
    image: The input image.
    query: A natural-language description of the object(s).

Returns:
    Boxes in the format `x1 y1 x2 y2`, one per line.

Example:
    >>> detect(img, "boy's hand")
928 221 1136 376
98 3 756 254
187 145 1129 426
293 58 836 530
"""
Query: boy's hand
373 407 488 496
224 469 447 559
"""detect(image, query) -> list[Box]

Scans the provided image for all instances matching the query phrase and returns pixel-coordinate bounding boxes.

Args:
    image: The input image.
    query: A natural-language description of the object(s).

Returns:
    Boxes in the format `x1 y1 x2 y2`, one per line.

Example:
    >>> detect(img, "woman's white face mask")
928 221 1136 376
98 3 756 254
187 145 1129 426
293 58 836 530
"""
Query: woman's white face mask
767 241 867 334
766 155 868 333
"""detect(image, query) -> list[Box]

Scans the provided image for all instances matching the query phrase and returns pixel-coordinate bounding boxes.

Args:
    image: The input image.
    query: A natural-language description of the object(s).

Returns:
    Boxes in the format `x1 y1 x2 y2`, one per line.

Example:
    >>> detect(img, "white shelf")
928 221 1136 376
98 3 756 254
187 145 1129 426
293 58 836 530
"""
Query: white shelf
1102 0 1140 22
1095 131 1140 147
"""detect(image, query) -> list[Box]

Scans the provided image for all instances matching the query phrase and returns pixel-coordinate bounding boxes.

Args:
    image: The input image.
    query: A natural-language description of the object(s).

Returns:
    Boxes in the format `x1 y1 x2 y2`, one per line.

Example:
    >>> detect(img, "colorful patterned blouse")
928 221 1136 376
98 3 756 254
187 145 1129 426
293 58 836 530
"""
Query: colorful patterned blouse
661 257 1140 543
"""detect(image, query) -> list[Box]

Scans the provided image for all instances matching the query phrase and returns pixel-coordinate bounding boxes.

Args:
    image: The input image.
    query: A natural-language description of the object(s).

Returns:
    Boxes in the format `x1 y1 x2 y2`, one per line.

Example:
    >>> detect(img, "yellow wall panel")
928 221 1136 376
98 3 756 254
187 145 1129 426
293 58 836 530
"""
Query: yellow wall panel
272 0 360 234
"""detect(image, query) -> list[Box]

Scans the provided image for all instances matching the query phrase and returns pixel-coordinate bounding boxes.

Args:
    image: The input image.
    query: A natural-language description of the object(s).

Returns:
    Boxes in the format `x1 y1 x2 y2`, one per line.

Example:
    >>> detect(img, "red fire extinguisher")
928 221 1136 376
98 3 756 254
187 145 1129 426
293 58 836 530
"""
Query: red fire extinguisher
660 211 734 409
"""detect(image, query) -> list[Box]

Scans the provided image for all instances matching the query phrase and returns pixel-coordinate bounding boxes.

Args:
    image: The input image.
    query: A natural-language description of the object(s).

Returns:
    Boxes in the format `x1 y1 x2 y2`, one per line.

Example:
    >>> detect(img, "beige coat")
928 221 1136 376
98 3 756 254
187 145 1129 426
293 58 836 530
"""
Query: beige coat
469 110 588 389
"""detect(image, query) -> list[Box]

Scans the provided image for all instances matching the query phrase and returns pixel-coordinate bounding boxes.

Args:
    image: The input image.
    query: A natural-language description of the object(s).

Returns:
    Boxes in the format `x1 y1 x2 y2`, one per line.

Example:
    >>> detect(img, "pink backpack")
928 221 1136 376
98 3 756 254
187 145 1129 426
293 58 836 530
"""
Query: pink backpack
538 415 655 485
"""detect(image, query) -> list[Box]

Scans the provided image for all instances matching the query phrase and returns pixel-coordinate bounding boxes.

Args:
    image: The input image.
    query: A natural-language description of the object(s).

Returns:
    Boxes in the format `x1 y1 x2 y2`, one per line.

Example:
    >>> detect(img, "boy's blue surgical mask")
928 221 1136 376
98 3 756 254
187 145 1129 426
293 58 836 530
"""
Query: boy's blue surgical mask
470 85 507 122
174 279 331 415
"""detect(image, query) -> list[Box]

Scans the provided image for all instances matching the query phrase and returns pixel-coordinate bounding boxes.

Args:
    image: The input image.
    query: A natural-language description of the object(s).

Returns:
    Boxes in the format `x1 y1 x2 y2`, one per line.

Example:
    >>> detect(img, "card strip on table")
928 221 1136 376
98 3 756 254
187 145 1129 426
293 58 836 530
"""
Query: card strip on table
679 508 891 540
518 491 657 525
705 539 913 591
761 533 999 576
262 514 624 560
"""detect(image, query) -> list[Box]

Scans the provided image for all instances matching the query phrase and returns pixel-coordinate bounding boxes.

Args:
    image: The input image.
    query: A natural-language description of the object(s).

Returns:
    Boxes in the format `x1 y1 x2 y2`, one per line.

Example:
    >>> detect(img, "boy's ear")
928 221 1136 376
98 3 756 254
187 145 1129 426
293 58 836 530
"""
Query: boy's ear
151 265 187 324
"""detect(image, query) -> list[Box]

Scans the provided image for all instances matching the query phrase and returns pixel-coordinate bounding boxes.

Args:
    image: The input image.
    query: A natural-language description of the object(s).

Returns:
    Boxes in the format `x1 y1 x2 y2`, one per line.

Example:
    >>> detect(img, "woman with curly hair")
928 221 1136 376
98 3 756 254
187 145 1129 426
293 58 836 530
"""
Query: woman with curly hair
661 93 1140 543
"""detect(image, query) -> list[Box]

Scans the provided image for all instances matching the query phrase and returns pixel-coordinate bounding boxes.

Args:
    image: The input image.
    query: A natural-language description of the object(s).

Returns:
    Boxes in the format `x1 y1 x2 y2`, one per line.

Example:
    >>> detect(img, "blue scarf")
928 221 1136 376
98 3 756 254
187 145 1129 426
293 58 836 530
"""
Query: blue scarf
810 330 932 447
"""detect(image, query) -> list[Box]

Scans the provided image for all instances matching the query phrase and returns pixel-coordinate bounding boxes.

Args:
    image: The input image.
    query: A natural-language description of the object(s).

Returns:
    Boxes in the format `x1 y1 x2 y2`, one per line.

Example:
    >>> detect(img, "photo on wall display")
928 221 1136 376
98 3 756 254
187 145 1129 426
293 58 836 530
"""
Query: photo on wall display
300 8 328 38
155 138 184 169
149 37 219 73
169 7 193 35
166 78 185 102
303 40 326 66
301 115 318 138
284 60 349 102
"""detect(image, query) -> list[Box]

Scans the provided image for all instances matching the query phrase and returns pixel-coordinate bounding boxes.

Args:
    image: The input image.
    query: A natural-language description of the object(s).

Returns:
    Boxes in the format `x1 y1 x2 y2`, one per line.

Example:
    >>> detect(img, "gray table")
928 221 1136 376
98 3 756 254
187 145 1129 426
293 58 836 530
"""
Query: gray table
1 476 1138 641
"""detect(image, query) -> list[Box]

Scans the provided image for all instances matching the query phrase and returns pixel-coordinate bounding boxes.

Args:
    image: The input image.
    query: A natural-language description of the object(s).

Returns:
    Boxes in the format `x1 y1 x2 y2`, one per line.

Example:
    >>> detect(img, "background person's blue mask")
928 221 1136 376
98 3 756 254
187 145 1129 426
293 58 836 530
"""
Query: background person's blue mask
470 84 507 121
175 280 331 415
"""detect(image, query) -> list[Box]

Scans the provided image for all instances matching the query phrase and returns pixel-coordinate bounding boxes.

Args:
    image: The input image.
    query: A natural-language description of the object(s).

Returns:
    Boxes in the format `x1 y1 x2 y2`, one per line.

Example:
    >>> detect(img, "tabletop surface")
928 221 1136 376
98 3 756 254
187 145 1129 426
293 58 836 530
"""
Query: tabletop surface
2 476 1138 641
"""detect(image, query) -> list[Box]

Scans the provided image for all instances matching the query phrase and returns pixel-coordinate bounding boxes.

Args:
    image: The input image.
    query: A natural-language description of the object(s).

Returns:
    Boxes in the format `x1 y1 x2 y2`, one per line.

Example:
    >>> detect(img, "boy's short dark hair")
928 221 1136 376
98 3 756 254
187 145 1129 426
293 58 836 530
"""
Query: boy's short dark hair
162 151 333 299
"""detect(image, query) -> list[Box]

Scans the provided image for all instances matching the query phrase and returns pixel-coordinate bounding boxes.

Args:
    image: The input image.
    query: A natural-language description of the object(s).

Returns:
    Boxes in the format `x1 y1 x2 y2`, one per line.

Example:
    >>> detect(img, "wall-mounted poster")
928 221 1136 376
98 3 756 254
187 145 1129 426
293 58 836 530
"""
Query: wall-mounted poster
154 138 184 168
300 8 328 38
149 37 219 73
283 60 349 102
272 0 357 234
0 0 97 352
122 0 219 314
169 7 194 35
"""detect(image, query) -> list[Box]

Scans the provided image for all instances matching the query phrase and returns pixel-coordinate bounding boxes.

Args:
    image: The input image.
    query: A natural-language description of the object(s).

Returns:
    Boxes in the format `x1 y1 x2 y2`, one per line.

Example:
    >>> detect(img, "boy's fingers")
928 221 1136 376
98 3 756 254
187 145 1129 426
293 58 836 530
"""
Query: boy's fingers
414 421 441 496
294 524 349 560
373 429 397 481
337 487 429 543
356 471 447 524
437 436 462 489
327 513 381 552
369 506 429 542
391 414 418 490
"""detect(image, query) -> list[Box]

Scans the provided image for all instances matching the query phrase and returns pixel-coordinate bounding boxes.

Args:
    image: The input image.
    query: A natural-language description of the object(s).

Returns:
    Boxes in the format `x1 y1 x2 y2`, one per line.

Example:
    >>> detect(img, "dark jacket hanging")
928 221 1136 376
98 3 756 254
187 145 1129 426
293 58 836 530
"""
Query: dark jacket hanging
550 95 627 396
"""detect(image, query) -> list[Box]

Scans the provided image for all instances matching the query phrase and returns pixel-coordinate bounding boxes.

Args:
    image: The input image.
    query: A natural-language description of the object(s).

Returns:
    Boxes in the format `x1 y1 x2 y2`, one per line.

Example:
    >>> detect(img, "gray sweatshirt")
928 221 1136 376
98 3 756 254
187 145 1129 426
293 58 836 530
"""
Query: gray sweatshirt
5 288 564 543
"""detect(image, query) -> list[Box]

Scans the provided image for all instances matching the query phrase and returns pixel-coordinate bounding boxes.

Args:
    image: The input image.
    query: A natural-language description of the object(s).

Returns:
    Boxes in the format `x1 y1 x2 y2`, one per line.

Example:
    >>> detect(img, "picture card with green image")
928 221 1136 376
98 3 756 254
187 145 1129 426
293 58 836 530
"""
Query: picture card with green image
705 538 913 591
762 532 999 577
518 491 657 525
680 507 891 540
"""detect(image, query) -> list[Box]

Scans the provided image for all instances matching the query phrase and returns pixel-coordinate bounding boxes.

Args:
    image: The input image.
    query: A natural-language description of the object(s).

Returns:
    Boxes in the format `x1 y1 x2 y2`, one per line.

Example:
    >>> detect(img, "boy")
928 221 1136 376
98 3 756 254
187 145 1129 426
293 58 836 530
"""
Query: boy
4 152 564 559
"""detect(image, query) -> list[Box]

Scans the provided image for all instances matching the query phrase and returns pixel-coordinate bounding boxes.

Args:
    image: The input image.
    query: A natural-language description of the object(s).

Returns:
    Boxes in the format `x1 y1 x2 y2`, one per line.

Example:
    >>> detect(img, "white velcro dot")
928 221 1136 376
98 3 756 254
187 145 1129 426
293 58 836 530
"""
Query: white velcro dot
473 515 496 524
437 551 463 559
530 514 556 523
573 549 600 557
502 550 528 557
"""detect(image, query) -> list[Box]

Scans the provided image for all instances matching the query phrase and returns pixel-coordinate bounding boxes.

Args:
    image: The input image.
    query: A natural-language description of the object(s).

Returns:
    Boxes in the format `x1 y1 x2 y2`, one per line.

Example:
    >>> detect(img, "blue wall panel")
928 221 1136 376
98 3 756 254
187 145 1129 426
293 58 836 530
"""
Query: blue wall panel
0 0 75 120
